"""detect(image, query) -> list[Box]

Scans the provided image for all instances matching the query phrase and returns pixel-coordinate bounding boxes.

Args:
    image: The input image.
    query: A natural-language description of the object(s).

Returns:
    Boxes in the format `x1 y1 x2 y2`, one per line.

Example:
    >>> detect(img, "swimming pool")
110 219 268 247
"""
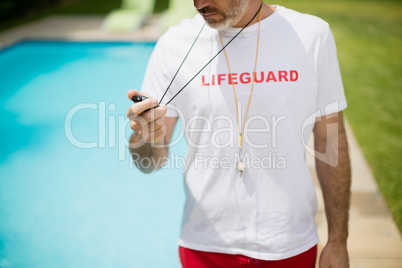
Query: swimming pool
0 41 186 267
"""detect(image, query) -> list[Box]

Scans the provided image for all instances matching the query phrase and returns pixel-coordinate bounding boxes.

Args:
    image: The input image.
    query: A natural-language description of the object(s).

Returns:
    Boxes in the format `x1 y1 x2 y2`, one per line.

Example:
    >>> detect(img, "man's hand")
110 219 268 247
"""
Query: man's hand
127 89 167 144
319 242 349 268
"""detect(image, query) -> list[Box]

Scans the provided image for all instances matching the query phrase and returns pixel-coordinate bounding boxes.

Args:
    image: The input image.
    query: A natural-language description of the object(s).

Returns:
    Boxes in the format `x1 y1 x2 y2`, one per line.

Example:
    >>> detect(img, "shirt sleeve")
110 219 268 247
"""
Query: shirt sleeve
315 27 347 117
141 34 179 117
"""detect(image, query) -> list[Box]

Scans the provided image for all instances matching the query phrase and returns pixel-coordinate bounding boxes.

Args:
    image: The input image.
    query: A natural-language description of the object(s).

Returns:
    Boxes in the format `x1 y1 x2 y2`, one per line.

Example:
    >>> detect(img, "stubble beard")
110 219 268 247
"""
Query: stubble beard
198 0 250 30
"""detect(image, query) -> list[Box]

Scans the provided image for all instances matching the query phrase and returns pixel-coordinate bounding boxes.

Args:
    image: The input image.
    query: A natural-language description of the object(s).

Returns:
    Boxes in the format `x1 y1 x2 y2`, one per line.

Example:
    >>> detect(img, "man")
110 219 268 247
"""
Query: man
126 0 351 267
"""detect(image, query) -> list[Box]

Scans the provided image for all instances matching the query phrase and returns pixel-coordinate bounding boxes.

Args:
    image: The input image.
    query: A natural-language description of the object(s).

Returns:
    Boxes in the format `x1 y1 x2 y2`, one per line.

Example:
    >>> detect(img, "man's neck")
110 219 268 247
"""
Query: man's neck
232 1 276 28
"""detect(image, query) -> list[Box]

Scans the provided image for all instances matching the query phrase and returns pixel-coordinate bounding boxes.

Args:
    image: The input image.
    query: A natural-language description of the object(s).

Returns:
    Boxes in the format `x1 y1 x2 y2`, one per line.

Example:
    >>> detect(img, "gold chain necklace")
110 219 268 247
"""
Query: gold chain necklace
218 3 262 177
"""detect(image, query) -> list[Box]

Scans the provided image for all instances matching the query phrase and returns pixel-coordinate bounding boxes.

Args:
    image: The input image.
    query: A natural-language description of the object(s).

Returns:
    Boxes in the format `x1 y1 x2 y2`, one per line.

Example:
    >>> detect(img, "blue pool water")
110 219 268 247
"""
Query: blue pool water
0 41 186 267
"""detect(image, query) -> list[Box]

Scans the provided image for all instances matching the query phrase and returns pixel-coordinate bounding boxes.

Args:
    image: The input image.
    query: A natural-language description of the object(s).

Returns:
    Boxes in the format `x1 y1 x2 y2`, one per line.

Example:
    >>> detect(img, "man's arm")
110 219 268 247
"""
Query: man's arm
313 111 351 268
127 89 178 173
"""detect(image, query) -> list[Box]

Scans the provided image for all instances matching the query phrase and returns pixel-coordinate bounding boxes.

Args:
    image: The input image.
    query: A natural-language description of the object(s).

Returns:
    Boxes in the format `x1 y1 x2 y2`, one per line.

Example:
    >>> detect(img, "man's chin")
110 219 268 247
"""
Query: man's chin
204 19 232 30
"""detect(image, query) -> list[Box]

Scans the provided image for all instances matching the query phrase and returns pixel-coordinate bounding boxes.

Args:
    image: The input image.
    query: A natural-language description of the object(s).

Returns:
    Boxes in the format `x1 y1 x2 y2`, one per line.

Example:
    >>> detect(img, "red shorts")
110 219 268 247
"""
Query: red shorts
179 245 317 268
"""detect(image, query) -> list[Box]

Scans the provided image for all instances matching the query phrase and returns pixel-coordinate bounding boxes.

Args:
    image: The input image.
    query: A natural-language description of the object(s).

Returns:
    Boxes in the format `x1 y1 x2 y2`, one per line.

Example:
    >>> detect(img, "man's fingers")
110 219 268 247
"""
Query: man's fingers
126 90 167 143
127 89 139 100
148 118 165 132
143 124 166 143
126 89 156 118
130 120 145 135
128 105 166 123
130 119 166 143
129 116 163 133
140 106 167 123
127 89 152 100
127 98 159 118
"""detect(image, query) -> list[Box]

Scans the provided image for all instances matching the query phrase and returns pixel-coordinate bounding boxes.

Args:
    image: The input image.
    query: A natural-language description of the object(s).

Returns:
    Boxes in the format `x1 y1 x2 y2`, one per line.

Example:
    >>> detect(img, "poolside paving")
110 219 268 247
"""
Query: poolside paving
1 15 401 267
0 15 164 48
308 122 402 267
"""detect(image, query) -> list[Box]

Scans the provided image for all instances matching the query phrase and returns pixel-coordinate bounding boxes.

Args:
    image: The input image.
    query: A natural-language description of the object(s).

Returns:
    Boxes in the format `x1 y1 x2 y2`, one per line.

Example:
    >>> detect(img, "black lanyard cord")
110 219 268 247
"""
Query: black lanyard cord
161 2 263 106
159 23 206 104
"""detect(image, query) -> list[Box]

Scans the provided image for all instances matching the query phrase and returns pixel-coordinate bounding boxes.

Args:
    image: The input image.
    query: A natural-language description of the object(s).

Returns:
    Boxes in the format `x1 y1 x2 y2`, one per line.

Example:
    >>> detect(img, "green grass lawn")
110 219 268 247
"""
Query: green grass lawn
274 0 402 231
1 0 401 231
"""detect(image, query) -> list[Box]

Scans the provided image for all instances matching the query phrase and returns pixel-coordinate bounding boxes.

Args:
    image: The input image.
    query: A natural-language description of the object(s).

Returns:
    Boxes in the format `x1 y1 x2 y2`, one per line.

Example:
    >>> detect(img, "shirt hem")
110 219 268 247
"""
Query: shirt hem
177 236 319 261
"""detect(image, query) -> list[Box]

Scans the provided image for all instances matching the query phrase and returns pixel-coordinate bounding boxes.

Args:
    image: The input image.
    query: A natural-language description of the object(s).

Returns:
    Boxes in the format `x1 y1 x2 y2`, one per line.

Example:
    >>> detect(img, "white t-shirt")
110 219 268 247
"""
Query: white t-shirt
142 6 347 260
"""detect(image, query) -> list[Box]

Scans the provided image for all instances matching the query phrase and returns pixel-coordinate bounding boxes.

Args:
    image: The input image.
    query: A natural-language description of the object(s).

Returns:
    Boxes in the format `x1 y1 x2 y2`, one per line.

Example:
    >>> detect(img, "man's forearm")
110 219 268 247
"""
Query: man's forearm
315 128 351 245
129 132 169 173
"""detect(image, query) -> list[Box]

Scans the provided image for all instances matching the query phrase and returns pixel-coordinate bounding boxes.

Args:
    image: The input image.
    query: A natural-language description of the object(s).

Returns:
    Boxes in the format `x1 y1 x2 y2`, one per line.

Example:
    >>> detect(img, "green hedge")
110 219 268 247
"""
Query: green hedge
0 0 62 22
